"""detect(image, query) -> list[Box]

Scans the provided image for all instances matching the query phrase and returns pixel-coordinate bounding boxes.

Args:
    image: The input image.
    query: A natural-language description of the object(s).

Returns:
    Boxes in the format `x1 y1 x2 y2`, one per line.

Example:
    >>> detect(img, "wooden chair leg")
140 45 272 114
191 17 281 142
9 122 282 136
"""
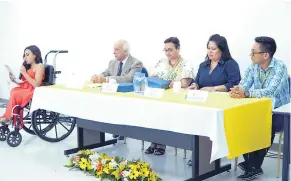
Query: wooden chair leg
141 140 144 150
183 149 186 159
277 132 283 178
175 148 177 156
234 157 238 171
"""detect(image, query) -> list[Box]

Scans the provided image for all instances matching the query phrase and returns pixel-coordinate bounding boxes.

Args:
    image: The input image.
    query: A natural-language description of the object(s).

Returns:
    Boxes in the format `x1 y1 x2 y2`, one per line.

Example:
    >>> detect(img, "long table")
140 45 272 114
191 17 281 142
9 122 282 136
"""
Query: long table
273 103 290 181
29 85 273 180
70 118 231 181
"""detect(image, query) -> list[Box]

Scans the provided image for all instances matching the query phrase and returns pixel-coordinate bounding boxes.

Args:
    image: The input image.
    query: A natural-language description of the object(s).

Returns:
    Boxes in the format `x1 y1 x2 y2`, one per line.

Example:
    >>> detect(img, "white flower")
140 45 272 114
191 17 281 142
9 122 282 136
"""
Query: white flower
101 159 107 165
122 170 131 177
89 153 100 161
109 159 118 169
120 160 128 165
90 160 99 171
123 178 129 181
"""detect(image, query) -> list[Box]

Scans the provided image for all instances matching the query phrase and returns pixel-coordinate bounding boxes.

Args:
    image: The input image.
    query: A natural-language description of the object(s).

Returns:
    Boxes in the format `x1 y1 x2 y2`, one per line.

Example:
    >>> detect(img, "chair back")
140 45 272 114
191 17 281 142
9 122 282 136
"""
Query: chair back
289 76 291 97
141 67 149 77
43 65 55 86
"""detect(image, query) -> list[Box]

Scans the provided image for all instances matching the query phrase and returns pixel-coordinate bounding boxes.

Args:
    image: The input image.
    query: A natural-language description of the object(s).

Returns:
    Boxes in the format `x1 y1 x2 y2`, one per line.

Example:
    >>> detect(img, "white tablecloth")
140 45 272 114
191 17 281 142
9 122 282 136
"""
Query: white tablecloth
30 87 228 162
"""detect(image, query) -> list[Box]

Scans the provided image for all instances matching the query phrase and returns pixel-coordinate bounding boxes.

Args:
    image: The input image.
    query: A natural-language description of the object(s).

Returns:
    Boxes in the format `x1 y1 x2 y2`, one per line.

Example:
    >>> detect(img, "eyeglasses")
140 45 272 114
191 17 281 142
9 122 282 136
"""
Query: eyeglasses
250 51 265 56
163 48 173 53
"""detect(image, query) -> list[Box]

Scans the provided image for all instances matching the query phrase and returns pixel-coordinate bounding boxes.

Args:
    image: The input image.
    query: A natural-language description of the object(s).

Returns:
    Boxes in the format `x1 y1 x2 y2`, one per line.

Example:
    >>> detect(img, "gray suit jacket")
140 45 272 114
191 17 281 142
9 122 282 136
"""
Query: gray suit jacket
101 54 143 83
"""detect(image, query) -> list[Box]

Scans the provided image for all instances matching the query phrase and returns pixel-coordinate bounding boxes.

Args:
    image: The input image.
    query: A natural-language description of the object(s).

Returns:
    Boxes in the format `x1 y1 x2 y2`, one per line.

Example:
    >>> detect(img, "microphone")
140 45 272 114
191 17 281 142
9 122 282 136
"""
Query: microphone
19 61 28 79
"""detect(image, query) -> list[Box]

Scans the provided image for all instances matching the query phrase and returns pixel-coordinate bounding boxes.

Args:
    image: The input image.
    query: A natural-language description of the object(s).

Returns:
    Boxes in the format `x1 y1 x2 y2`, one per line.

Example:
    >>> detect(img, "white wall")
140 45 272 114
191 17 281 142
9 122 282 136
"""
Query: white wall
0 0 290 99
0 1 20 99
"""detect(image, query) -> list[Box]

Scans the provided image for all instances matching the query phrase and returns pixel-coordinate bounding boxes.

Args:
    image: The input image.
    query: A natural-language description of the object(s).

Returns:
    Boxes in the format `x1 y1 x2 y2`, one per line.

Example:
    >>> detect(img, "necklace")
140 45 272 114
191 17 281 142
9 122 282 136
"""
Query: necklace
169 56 181 67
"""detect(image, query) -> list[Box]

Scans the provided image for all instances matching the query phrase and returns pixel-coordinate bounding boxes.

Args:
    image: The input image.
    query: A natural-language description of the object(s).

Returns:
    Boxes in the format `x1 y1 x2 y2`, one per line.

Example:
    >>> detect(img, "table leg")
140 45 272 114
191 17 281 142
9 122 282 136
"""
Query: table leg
282 115 290 181
64 126 117 156
185 135 231 181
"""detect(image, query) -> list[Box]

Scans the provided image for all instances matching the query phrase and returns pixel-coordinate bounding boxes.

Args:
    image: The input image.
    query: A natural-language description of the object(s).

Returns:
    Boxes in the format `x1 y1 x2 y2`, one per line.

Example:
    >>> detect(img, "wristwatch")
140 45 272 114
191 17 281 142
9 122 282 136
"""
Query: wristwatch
192 83 199 89
244 90 250 98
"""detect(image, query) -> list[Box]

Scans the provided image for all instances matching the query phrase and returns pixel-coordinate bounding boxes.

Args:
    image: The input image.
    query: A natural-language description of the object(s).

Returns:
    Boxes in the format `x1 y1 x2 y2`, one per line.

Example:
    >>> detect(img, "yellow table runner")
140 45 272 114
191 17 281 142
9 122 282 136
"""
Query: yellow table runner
46 85 272 159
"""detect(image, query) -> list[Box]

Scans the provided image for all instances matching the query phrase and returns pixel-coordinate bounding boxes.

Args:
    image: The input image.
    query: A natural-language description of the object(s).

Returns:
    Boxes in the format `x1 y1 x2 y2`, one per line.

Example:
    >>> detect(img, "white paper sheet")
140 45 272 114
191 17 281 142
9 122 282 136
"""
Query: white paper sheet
5 64 24 84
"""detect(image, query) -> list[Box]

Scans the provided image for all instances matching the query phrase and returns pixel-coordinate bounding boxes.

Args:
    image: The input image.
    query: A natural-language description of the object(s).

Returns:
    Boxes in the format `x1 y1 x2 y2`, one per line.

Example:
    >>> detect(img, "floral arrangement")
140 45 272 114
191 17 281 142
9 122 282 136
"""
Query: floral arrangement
65 150 162 181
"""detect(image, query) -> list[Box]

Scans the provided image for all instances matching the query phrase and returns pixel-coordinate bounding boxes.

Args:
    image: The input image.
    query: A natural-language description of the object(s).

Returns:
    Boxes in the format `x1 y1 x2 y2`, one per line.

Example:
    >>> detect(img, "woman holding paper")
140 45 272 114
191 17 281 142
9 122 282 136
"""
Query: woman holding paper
187 34 241 166
0 45 45 124
144 37 194 156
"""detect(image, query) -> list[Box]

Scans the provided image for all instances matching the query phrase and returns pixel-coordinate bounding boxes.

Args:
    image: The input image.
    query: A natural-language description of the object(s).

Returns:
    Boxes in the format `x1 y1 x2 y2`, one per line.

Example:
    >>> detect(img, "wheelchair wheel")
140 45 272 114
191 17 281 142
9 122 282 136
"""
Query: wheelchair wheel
22 111 35 135
31 109 76 142
7 131 22 147
22 108 57 135
0 126 10 141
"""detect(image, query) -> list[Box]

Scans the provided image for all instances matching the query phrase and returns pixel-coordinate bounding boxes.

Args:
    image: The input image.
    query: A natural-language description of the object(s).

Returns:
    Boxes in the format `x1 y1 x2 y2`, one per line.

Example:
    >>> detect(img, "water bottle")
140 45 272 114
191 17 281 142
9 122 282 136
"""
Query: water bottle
133 72 147 95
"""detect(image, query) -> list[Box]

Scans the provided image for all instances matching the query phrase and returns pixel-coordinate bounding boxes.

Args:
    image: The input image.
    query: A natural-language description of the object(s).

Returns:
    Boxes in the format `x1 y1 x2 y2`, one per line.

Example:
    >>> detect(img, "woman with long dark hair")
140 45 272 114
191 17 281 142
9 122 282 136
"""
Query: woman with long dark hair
189 34 241 92
0 45 45 124
187 34 241 166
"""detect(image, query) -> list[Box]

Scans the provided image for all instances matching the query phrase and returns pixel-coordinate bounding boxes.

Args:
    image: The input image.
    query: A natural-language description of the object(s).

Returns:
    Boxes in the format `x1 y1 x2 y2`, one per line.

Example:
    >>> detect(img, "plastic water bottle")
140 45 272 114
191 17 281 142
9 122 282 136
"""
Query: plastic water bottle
133 72 147 95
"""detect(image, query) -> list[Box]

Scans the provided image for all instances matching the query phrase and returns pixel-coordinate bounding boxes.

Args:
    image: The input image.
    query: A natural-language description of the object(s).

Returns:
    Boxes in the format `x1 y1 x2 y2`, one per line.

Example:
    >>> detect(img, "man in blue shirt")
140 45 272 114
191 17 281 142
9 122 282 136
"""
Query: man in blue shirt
230 36 290 180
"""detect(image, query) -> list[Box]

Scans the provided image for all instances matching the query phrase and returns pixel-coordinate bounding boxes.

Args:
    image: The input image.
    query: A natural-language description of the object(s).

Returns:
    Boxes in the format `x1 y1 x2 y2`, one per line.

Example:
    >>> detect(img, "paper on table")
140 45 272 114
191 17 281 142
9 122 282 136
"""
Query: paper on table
4 64 24 84
186 90 209 102
87 83 102 88
101 83 119 93
143 87 165 98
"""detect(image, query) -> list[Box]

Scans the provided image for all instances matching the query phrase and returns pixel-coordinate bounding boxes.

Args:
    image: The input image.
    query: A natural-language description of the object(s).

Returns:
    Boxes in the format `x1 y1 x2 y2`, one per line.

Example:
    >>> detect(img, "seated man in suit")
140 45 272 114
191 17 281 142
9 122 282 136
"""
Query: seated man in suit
91 39 143 140
91 39 143 84
230 36 290 180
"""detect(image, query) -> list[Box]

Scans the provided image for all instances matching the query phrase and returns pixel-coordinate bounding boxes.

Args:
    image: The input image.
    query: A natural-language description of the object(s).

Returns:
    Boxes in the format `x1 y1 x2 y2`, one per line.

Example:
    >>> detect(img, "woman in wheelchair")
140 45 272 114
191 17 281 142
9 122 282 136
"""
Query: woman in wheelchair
0 45 45 124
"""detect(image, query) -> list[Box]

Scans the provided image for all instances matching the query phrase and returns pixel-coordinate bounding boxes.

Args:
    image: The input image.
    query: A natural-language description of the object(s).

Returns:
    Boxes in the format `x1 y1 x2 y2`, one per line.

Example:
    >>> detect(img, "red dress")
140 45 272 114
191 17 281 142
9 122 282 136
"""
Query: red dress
1 69 44 122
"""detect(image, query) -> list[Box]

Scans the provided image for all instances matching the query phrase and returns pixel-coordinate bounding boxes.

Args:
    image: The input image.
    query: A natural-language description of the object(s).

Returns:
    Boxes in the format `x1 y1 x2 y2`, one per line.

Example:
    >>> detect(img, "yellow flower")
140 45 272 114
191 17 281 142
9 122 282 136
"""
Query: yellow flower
99 153 106 159
103 166 110 174
108 163 114 170
85 150 94 155
65 158 74 167
129 170 139 180
97 170 103 176
150 171 157 181
111 170 120 180
79 158 88 170
77 150 85 155
141 162 150 168
100 153 111 160
140 168 149 177
118 164 125 171
86 162 92 170
129 164 137 170
137 162 148 169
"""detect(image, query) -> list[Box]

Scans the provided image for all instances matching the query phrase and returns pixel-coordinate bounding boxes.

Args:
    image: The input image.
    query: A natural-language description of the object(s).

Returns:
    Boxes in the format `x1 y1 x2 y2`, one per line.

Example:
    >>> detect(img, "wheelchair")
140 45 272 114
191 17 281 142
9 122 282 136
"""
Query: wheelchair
0 50 76 147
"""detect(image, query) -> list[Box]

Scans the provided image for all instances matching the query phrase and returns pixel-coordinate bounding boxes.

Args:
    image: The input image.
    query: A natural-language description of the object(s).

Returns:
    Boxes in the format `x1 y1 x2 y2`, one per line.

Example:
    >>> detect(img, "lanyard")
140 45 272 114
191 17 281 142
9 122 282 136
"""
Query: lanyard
259 69 271 88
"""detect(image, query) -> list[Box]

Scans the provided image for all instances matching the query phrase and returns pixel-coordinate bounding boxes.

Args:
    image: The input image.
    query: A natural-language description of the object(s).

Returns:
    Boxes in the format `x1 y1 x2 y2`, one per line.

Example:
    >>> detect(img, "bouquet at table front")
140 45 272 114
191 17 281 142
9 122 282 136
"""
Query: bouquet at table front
65 149 162 181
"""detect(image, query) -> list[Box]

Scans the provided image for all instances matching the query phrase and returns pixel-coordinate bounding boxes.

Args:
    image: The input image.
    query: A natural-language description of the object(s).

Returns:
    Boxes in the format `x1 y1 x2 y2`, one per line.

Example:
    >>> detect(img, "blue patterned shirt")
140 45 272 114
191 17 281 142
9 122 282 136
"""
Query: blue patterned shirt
239 58 290 109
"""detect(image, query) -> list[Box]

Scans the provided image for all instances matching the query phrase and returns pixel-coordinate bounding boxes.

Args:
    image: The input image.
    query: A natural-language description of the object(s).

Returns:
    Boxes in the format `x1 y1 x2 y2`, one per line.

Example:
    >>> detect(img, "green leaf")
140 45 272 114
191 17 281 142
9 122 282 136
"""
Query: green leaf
114 156 121 163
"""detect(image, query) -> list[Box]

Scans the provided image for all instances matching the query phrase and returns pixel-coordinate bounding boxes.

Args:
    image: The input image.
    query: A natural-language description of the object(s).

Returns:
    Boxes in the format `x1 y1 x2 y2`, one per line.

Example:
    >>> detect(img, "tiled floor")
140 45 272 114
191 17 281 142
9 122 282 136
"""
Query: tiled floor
0 106 284 181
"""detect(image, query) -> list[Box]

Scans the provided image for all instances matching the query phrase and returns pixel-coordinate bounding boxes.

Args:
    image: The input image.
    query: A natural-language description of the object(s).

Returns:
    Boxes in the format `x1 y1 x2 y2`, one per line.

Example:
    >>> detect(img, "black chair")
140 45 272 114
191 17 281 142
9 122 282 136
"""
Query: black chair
141 67 149 77
43 65 55 86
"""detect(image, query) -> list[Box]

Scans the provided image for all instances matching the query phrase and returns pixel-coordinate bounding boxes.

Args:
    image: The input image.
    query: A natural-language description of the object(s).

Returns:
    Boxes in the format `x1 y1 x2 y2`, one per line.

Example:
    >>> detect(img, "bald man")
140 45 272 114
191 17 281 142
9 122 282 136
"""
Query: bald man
91 40 143 83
